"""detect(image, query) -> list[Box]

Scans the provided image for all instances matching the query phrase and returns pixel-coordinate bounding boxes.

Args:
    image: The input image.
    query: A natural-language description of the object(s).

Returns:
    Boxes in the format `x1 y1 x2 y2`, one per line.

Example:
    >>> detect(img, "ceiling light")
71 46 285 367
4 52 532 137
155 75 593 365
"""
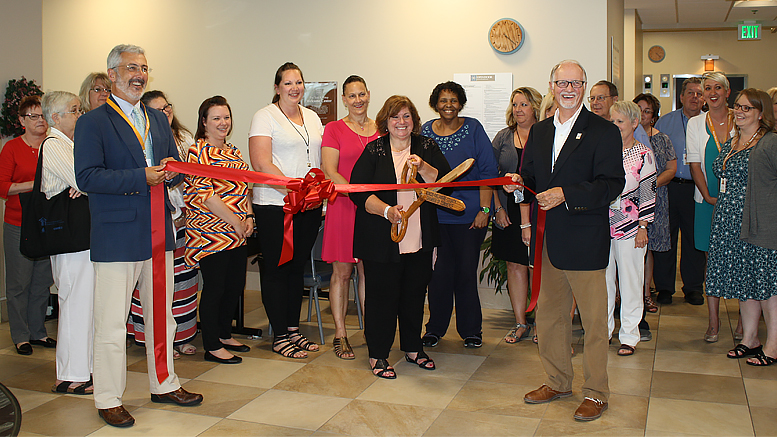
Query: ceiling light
733 1 777 8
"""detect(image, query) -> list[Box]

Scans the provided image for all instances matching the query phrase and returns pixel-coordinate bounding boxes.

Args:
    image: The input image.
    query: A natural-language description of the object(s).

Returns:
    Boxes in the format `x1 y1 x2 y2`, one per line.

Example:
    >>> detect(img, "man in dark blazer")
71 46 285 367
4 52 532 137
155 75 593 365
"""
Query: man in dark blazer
508 60 624 421
74 44 202 428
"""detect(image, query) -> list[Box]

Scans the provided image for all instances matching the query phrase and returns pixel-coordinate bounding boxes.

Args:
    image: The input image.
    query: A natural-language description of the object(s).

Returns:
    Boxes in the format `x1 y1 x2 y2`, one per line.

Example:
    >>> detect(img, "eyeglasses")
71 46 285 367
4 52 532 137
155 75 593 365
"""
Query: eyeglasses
90 86 110 94
63 108 84 116
588 95 612 102
116 63 150 74
641 109 654 115
23 113 44 121
553 80 586 89
733 103 756 112
160 103 173 112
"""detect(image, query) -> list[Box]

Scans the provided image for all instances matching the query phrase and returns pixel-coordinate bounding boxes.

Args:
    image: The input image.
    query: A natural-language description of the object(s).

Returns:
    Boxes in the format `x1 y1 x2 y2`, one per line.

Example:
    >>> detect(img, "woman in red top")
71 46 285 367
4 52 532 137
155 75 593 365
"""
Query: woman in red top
0 95 56 355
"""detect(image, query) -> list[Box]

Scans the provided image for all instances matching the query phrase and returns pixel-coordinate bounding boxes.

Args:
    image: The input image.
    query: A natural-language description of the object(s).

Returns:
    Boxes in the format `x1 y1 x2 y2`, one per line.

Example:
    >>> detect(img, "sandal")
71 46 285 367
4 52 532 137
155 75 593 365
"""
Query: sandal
333 337 355 360
464 336 482 348
175 343 197 355
272 334 307 359
727 343 762 359
532 335 538 344
747 352 777 366
505 323 531 344
51 378 93 395
173 349 181 360
371 358 396 379
644 295 658 313
288 331 319 352
421 333 440 347
617 344 635 356
405 351 435 370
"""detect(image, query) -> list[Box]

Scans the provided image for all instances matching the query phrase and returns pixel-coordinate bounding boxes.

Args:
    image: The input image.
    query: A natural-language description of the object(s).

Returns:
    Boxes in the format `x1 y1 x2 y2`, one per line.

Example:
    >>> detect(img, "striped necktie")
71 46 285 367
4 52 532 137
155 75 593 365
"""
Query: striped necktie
132 106 154 165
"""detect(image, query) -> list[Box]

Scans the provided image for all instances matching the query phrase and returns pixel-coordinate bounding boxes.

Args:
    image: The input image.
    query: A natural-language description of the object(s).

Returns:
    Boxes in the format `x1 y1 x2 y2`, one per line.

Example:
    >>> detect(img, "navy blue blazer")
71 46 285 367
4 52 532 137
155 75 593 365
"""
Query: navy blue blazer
521 106 625 271
74 96 183 262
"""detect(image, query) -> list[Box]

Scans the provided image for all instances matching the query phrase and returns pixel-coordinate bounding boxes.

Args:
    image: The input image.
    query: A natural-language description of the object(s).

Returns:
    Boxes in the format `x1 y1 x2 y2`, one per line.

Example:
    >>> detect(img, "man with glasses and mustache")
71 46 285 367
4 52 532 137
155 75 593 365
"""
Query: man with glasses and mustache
589 80 651 148
506 60 624 421
74 44 202 428
653 77 706 306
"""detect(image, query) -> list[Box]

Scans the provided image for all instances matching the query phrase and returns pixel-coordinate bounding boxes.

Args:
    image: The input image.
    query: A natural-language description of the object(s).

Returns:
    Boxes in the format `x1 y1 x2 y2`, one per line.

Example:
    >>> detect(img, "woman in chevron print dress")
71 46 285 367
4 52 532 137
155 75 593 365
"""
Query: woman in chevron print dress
184 96 254 364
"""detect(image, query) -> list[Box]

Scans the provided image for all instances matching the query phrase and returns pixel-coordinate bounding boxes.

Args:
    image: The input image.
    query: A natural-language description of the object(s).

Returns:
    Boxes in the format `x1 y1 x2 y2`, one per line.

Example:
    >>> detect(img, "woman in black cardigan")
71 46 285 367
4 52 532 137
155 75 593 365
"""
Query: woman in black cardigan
350 95 451 379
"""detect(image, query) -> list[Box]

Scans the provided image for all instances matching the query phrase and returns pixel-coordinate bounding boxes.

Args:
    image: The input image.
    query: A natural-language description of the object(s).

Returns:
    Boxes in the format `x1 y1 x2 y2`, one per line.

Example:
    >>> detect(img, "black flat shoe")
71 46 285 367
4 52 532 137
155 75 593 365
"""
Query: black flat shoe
204 351 242 364
30 338 57 348
15 343 32 355
220 343 250 353
421 333 440 347
405 351 435 370
463 336 483 348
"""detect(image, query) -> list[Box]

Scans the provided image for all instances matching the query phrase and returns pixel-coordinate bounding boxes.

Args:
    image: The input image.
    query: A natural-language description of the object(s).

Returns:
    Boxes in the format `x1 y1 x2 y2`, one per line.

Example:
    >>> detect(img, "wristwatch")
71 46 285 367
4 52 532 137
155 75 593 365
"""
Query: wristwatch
480 206 490 214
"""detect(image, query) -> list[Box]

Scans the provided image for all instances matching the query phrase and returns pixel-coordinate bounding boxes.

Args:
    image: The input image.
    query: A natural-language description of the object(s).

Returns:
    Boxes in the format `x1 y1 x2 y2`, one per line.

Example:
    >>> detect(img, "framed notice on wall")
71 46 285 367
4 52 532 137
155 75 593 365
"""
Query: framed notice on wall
452 73 513 140
303 82 337 125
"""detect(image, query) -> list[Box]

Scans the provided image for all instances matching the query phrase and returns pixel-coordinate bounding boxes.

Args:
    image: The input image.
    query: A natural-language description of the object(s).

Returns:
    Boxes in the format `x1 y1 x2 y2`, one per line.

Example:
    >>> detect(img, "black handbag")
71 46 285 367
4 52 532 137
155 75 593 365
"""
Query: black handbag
19 137 90 258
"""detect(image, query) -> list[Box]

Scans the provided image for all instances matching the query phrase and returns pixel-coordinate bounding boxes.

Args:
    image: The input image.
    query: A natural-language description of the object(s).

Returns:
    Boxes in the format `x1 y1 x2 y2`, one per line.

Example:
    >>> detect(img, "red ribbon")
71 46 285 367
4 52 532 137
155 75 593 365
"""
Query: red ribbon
163 161 544 311
150 183 169 384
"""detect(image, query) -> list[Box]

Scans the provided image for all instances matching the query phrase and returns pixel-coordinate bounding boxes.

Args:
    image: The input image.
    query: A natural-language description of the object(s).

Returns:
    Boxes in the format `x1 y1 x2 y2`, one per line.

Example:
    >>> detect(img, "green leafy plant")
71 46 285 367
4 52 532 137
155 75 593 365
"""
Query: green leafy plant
1 76 44 138
479 225 508 294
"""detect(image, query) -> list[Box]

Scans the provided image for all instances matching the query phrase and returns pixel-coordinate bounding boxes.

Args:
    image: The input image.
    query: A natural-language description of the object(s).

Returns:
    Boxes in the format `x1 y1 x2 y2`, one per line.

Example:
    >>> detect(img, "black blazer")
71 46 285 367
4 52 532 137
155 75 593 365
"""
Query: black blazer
521 106 625 271
350 134 451 263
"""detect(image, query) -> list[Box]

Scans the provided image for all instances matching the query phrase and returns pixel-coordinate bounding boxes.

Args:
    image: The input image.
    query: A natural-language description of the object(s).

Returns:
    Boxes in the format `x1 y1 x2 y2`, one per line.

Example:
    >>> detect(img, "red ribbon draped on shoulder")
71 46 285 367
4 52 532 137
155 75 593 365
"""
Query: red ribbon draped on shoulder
163 161 543 313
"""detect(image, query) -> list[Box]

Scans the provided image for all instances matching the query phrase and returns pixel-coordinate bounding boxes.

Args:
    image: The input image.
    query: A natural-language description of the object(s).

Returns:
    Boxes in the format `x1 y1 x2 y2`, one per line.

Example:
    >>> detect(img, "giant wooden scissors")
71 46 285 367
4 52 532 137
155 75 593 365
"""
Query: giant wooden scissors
391 158 475 242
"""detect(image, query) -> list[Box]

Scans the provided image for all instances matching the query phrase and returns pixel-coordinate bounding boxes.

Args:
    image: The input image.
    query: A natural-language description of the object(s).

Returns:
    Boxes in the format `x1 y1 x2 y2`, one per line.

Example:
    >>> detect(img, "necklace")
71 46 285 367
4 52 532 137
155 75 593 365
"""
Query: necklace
706 110 732 153
277 103 311 167
347 115 368 131
722 128 762 171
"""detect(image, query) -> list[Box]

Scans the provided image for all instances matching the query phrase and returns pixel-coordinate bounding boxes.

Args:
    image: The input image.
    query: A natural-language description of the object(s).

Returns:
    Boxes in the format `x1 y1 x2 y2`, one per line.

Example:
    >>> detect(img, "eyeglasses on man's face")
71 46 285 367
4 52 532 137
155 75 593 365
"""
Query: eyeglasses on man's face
553 80 586 89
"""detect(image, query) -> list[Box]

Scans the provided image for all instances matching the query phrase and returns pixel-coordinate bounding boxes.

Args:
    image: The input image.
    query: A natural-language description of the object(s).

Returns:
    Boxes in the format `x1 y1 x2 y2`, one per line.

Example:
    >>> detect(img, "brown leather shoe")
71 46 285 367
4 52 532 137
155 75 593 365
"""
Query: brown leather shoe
573 397 608 421
98 405 135 427
524 384 572 404
150 387 203 406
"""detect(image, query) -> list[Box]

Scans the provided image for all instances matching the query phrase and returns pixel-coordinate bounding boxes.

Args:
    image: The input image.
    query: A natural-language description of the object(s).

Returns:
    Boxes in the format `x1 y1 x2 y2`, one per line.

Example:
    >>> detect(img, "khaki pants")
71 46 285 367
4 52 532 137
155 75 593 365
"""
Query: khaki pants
536 240 610 401
92 252 180 409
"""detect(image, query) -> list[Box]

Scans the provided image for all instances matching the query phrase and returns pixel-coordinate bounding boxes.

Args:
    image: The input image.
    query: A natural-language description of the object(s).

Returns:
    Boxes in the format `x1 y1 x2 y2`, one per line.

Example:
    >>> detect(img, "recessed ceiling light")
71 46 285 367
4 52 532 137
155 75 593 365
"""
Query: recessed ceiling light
733 0 777 8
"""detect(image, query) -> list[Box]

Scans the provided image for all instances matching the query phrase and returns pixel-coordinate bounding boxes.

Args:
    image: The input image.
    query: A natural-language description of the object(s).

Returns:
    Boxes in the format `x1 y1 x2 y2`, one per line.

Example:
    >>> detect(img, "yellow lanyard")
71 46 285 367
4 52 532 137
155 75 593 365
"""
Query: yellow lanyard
706 109 733 153
106 98 150 150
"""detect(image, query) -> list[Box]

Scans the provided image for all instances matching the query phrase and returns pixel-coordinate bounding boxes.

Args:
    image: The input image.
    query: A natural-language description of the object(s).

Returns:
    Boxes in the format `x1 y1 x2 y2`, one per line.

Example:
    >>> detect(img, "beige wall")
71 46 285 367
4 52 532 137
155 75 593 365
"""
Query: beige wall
607 0 625 89
643 29 777 114
41 0 611 160
0 0 43 320
623 9 643 100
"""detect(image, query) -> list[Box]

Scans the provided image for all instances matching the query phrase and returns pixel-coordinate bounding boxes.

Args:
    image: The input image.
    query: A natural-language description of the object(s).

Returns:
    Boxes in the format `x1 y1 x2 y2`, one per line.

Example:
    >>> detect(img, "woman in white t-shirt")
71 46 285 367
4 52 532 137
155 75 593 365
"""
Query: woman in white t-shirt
248 62 324 359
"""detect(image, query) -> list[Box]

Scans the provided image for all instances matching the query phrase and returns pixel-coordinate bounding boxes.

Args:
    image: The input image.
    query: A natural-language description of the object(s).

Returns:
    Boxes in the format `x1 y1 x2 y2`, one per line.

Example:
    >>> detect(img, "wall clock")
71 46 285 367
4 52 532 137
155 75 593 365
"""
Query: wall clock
489 18 525 54
648 45 666 63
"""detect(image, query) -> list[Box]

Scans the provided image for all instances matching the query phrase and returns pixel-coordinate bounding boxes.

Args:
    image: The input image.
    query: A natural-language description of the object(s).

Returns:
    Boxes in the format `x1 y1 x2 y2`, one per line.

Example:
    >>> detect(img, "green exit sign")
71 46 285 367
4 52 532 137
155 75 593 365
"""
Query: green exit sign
739 24 761 40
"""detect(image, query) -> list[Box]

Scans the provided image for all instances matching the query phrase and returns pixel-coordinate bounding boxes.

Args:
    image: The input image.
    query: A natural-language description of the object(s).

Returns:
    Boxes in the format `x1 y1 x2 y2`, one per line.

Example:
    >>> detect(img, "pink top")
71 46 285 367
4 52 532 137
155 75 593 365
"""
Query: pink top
609 141 657 240
392 148 421 254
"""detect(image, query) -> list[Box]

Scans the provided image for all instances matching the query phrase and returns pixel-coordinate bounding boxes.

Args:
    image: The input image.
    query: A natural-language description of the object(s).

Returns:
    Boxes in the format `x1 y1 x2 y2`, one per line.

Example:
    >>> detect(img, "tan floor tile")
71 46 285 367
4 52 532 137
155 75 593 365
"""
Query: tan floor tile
739 358 777 381
357 373 465 409
608 366 652 397
653 349 742 377
0 354 49 380
17 432 48 437
658 301 710 317
487 339 542 360
126 353 220 381
139 380 265 417
470 356 547 387
655 326 734 354
319 399 441 436
393 351 484 381
644 431 710 437
200 418 313 436
274 364 375 398
446 380 549 418
750 406 777 437
422 336 498 357
645 397 753 436
194 356 305 389
120 371 160 406
541 393 648 430
425 409 539 436
228 389 350 430
89 407 220 436
606 346 655 370
19 395 107 436
651 370 747 404
658 314 717 332
535 419 644 436
744 378 777 408
10 387 58 412
2 361 57 393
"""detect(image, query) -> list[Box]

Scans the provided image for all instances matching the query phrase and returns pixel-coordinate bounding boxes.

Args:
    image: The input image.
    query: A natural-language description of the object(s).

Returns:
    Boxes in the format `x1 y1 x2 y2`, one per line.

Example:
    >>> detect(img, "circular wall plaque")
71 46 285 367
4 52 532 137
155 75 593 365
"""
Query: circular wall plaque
648 45 666 63
489 18 525 54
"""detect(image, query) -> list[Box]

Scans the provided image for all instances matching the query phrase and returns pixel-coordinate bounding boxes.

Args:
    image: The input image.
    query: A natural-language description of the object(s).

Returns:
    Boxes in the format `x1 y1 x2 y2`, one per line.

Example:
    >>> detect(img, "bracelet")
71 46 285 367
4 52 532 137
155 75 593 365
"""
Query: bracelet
383 205 390 220
494 206 503 213
245 214 255 219
520 223 531 229
638 225 647 229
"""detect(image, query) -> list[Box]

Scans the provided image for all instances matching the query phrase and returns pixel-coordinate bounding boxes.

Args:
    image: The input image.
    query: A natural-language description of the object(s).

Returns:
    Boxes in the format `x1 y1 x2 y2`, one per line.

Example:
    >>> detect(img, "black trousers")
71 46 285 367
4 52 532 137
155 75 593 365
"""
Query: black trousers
425 223 486 339
652 180 706 296
198 245 248 352
363 250 432 359
254 205 321 336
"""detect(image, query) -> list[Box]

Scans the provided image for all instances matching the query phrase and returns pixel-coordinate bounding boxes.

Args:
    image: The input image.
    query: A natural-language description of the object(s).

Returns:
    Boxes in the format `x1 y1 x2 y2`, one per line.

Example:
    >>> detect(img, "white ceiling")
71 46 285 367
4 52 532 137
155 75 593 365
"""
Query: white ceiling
625 0 777 29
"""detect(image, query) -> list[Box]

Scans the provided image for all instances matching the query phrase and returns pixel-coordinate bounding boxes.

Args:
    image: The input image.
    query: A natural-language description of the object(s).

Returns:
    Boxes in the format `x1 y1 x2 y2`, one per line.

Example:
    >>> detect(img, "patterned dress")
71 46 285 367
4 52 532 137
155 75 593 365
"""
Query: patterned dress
609 142 657 239
705 140 777 300
647 132 675 252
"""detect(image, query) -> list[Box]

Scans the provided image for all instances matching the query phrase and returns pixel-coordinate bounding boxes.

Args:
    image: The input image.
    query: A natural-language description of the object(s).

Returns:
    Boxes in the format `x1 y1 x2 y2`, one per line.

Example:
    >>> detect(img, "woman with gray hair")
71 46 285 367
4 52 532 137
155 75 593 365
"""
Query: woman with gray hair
78 72 111 112
606 101 657 356
40 91 94 394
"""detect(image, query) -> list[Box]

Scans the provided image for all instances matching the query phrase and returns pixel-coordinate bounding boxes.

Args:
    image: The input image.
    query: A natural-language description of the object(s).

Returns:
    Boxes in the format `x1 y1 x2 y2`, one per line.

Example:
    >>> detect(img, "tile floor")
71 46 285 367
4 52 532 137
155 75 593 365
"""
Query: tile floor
1 282 775 436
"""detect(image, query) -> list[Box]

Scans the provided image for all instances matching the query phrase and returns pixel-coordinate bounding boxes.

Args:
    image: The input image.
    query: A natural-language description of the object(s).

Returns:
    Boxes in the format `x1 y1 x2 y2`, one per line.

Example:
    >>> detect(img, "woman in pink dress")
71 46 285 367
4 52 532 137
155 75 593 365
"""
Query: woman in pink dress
320 76 378 359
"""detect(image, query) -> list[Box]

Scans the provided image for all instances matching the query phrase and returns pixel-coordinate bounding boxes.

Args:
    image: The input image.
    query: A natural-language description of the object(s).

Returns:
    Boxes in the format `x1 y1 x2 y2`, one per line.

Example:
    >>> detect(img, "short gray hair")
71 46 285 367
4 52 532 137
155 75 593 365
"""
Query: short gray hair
549 60 587 83
610 101 640 125
42 91 79 126
107 44 145 70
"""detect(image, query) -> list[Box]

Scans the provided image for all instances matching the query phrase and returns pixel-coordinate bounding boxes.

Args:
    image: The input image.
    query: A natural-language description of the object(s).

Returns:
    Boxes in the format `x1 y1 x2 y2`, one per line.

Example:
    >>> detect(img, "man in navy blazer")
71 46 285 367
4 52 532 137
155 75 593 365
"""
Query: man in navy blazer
74 44 202 428
508 60 624 421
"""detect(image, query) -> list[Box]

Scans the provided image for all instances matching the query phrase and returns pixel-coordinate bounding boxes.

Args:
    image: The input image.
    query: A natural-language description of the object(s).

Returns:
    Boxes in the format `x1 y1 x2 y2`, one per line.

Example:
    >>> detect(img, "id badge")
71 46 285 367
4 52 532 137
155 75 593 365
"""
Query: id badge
682 152 687 165
719 177 727 194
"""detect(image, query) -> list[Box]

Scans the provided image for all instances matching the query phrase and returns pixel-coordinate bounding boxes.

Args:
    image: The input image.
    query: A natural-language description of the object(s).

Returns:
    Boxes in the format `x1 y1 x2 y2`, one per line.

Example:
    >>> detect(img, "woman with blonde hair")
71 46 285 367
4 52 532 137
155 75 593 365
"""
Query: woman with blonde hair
78 72 111 112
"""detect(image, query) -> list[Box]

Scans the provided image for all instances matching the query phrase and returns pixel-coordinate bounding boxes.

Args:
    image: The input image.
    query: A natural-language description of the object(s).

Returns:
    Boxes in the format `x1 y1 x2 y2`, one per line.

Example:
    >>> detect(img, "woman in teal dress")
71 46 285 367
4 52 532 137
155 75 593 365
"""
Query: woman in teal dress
706 89 777 365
